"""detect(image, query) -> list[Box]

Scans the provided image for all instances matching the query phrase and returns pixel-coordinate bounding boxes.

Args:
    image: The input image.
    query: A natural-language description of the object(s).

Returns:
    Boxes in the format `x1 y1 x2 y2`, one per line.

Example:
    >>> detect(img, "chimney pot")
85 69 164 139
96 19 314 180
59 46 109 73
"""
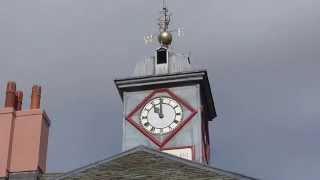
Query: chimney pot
5 81 17 108
30 85 41 109
15 91 23 111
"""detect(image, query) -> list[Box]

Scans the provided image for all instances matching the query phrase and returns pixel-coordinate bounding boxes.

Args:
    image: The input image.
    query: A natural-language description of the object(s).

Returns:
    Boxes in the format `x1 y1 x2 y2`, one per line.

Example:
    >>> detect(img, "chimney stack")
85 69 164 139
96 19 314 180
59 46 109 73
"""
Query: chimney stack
15 91 23 111
30 85 41 109
0 82 50 179
4 81 16 108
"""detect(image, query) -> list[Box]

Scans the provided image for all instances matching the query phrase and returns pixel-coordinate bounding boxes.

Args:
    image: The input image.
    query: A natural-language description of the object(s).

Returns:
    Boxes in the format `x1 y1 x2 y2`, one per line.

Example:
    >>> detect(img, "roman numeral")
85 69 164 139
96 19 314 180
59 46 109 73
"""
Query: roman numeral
176 113 181 116
143 122 150 126
173 120 179 124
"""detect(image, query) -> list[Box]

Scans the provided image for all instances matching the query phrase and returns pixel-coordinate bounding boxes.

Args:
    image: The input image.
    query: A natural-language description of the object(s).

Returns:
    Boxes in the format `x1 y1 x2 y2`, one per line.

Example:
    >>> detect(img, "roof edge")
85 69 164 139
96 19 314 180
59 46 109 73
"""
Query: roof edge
55 145 258 180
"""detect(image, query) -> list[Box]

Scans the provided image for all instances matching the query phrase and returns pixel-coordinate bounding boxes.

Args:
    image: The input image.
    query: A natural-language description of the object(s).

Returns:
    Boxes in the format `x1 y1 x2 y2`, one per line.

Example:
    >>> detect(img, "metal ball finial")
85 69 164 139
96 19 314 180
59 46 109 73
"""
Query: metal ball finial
158 31 172 46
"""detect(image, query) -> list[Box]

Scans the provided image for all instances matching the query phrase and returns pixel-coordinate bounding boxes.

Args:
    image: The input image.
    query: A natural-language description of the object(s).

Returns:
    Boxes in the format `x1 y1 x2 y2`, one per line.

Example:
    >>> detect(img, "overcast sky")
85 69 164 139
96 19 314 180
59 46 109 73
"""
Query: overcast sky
1 0 320 179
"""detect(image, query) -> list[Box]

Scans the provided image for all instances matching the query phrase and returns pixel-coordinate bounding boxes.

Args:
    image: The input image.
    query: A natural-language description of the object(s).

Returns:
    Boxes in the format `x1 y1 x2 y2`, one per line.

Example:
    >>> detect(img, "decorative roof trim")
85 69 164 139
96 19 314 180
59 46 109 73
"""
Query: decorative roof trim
115 70 207 94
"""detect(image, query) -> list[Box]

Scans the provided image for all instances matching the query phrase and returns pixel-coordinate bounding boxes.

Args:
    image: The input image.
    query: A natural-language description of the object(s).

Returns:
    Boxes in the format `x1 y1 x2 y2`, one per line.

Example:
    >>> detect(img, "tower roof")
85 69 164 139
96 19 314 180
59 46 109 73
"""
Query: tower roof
134 51 193 76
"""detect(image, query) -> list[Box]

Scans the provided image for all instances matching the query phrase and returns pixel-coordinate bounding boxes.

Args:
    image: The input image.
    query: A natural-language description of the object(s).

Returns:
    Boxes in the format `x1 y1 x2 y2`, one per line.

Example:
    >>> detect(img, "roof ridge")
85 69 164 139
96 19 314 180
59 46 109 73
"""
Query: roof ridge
55 146 145 179
135 146 258 180
55 145 258 180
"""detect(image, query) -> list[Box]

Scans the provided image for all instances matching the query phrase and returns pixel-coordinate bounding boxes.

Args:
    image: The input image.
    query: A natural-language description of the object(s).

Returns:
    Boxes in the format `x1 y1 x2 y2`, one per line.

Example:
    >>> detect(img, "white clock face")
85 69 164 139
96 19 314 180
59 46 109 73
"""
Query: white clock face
140 96 183 134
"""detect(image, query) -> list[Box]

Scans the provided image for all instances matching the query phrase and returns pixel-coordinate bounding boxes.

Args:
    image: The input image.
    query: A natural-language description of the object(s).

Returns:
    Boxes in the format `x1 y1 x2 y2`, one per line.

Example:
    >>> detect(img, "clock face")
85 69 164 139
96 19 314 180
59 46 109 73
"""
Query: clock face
140 96 183 134
126 88 198 147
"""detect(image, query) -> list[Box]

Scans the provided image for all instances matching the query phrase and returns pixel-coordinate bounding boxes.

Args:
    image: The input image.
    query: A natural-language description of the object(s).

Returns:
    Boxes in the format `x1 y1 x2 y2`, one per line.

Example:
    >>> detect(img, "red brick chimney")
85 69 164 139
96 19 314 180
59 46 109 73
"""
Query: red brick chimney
30 85 41 109
4 81 16 108
0 82 50 178
15 91 23 111
0 82 16 177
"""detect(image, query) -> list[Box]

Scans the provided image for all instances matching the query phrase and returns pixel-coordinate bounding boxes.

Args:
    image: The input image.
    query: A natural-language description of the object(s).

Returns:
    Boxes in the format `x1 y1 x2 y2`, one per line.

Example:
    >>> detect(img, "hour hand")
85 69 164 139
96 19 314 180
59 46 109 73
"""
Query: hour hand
154 104 164 118
154 106 160 113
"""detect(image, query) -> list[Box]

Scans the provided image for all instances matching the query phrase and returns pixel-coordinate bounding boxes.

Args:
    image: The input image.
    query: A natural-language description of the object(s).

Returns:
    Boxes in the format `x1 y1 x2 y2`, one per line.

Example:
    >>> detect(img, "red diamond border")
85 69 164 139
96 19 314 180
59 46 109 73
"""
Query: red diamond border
126 88 198 148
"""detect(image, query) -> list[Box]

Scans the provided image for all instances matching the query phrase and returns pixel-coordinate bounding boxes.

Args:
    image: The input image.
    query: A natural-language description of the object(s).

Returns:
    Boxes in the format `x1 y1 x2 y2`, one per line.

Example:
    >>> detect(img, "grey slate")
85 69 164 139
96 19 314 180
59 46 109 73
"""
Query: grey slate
8 171 40 180
40 173 64 180
53 146 257 180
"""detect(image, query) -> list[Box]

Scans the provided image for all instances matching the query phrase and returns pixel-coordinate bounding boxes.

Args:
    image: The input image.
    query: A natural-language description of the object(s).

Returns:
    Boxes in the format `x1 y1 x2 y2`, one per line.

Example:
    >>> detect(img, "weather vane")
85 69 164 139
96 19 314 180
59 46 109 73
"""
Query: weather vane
144 0 184 46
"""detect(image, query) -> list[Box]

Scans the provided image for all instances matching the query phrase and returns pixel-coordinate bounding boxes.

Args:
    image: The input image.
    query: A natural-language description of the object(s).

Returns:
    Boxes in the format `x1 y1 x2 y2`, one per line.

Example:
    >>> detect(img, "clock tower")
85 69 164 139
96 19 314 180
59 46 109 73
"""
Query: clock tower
114 1 216 164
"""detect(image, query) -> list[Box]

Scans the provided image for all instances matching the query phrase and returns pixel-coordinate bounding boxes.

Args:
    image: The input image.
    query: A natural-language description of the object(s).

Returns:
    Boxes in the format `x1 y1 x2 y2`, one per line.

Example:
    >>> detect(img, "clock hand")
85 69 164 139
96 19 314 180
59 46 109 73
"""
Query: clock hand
159 97 164 119
154 104 160 113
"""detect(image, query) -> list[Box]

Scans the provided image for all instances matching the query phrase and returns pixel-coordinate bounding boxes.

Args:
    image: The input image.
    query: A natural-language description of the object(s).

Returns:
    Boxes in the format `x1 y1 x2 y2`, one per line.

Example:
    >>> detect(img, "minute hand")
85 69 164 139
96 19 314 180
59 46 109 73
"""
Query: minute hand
159 98 164 119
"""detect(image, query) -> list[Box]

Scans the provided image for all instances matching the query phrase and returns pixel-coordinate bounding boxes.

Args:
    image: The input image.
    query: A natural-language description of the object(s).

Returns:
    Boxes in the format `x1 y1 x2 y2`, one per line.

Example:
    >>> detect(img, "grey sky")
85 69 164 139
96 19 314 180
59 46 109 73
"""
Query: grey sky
1 0 320 179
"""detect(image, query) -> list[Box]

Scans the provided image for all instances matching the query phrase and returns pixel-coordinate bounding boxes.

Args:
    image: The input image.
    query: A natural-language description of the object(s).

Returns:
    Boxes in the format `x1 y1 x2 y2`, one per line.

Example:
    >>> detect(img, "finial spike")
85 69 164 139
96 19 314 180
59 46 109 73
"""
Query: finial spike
143 1 184 46
159 0 171 32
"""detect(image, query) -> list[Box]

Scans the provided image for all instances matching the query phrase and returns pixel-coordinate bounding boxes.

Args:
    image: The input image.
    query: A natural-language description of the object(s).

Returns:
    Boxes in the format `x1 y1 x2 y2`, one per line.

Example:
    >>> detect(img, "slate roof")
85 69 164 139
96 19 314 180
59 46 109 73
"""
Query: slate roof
41 173 64 180
52 146 257 180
